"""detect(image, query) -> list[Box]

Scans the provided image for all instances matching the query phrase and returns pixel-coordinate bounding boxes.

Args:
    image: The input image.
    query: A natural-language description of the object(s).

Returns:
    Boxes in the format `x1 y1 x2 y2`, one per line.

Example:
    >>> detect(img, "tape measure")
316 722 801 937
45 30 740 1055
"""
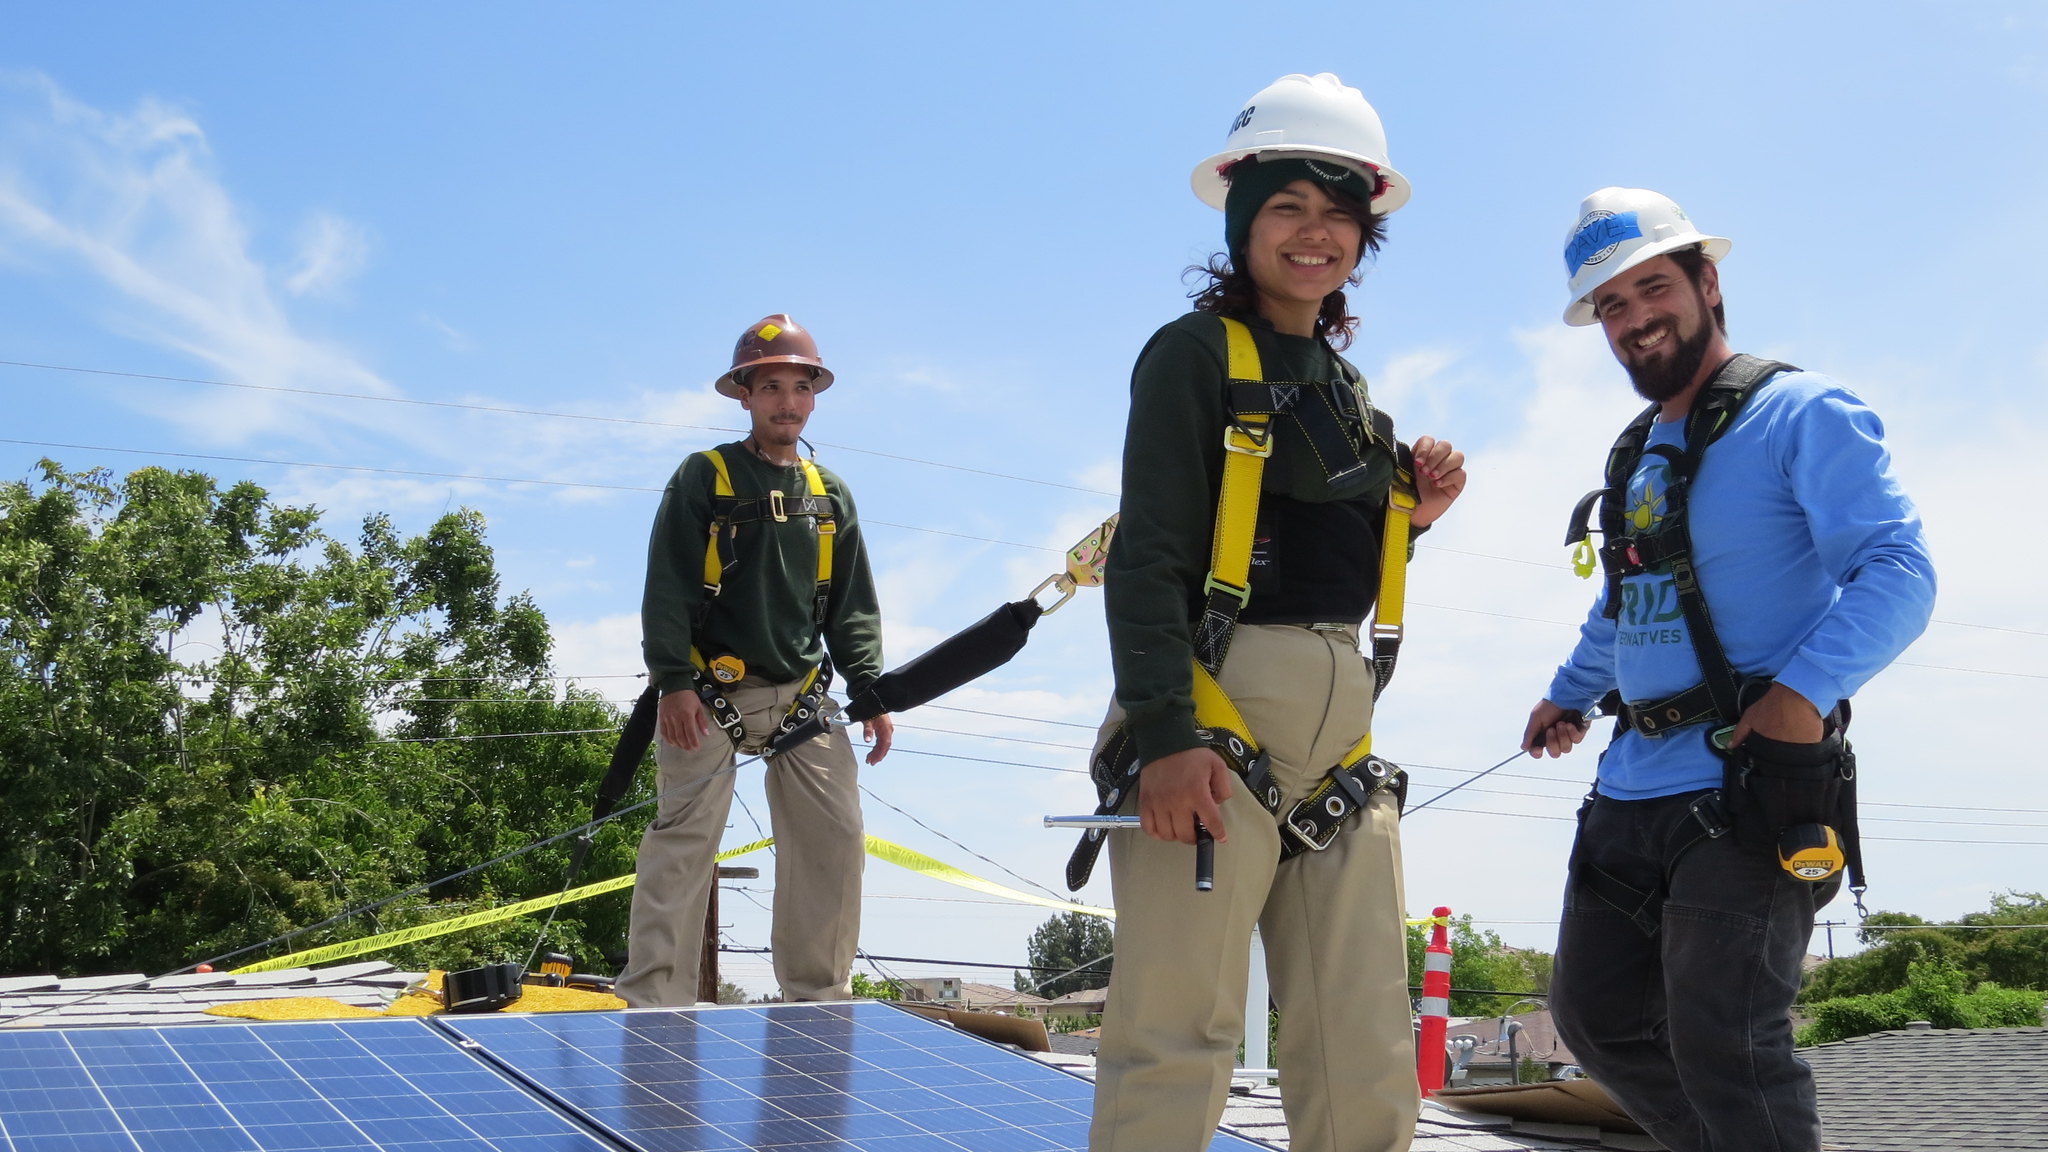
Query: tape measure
708 654 746 684
1777 823 1845 881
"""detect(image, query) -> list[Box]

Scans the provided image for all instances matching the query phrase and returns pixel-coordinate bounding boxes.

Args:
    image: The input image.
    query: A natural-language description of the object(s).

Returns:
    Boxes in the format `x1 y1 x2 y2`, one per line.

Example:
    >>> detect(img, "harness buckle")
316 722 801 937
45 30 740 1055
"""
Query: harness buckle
1203 574 1251 608
1224 421 1274 457
769 490 787 523
1370 621 1404 645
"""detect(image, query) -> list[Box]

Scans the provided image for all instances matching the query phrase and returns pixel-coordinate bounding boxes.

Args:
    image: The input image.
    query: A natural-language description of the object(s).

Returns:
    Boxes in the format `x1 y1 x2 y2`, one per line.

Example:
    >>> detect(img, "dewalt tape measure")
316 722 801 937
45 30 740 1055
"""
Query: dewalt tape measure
1778 823 1845 881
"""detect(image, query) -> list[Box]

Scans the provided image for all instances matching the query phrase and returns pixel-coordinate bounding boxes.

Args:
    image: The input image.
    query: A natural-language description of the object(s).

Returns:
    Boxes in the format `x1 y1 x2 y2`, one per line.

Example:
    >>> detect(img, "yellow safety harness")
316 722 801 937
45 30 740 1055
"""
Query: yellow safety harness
688 446 839 753
1066 316 1417 889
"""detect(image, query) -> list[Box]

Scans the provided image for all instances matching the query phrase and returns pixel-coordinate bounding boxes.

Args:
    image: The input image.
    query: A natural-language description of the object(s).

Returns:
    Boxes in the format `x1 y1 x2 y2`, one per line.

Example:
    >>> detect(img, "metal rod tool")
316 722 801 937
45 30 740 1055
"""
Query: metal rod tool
1044 815 1214 891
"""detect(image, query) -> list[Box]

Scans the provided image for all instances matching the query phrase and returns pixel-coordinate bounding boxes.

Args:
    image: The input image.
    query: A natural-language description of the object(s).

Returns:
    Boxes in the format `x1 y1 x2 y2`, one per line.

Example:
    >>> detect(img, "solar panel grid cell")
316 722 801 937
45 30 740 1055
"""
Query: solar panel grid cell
437 1001 1274 1152
0 1019 611 1152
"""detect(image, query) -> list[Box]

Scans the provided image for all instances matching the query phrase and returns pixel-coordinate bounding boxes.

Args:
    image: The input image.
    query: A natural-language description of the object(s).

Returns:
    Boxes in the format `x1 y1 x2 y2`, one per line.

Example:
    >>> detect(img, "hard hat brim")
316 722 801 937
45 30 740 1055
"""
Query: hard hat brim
1562 234 1732 326
1191 147 1411 215
714 360 836 398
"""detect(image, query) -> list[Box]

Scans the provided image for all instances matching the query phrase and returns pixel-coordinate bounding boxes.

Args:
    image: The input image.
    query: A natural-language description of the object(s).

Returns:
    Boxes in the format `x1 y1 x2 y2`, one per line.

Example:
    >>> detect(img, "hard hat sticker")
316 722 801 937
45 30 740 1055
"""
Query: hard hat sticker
758 323 783 341
1565 210 1643 274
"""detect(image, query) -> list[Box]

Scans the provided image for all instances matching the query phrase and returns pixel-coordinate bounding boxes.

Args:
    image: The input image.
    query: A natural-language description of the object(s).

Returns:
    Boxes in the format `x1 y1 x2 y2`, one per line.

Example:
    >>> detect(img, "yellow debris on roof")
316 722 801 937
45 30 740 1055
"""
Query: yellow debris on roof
204 969 624 1022
207 998 384 1022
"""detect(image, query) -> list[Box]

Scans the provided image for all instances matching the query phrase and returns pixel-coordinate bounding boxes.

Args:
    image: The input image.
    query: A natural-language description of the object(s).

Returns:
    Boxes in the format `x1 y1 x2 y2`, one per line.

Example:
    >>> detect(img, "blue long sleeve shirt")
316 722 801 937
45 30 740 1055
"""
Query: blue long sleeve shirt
1545 369 1936 800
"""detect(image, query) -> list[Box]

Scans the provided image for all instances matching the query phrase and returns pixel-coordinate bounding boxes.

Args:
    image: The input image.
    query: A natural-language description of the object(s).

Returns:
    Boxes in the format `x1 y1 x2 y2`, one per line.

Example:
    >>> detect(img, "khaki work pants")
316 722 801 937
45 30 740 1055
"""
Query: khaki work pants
615 674 865 1006
1090 623 1418 1152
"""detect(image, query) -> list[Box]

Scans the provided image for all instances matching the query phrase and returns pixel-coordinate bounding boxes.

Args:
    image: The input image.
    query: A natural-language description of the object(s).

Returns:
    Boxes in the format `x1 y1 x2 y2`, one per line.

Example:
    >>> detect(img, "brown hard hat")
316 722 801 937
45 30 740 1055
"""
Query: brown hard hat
712 314 834 398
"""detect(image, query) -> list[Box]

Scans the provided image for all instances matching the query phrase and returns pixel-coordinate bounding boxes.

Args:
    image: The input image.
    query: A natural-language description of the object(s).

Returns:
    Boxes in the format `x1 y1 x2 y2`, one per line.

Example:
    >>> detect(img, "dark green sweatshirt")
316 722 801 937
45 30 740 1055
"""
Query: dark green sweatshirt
1106 312 1400 763
642 444 884 697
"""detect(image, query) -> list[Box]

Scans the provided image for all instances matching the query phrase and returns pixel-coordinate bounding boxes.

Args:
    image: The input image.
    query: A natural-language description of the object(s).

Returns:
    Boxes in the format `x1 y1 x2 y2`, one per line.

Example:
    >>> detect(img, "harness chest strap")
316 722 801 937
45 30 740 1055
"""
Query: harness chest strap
1561 354 1796 736
698 447 835 630
690 446 839 751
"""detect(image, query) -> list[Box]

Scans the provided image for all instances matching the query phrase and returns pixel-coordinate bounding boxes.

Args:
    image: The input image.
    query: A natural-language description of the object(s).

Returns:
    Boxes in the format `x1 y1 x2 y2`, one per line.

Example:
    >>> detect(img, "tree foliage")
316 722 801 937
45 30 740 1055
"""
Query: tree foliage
1405 915 1554 1017
849 972 903 1000
1016 912 1114 998
0 462 645 977
1797 959 2046 1046
1795 892 2048 1044
1801 892 2048 1004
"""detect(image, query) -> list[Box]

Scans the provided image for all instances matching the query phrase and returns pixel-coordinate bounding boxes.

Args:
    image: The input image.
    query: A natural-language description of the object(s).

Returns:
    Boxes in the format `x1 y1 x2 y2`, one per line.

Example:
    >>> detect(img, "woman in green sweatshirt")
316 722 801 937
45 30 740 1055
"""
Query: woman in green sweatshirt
1088 74 1467 1152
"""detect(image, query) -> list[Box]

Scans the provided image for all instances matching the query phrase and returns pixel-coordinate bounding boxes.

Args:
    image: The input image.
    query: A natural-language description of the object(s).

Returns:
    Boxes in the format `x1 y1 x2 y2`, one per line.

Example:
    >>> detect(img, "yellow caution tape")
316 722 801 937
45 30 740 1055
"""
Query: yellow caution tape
862 836 1114 920
233 835 1102 972
234 831 1442 975
233 840 775 973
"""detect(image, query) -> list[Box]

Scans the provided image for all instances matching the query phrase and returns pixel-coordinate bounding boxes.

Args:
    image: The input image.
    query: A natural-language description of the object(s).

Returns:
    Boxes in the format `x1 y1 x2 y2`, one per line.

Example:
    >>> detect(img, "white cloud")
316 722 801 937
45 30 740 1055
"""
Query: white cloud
284 212 370 298
418 312 473 353
0 71 401 449
550 611 645 684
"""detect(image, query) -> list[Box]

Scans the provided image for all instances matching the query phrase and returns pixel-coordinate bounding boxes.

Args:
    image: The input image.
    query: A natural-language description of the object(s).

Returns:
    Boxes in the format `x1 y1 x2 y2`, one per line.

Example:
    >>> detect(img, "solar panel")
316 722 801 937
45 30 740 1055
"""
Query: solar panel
437 1000 1275 1152
0 1017 610 1152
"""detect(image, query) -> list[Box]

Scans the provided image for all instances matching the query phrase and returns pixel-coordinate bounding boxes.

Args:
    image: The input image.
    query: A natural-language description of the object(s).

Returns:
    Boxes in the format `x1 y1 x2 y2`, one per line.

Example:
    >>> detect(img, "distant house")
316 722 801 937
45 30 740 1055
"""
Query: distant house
898 977 1050 1017
1042 987 1108 1020
1446 1009 1579 1086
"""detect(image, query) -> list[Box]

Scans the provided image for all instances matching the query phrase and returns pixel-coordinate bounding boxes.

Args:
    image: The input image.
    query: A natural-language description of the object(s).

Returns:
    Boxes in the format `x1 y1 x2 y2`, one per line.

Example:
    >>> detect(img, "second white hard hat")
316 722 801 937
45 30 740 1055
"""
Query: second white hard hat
1192 72 1410 215
1562 187 1730 326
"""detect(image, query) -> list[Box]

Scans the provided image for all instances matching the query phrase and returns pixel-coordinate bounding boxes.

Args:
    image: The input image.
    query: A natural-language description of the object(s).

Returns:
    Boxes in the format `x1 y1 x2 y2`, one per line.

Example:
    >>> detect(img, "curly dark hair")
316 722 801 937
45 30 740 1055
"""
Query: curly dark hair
1186 181 1387 351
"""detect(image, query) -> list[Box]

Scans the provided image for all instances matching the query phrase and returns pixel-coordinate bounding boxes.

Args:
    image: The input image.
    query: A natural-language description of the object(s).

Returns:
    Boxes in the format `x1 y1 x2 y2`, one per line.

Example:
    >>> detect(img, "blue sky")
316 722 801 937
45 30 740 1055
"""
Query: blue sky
5 3 2045 995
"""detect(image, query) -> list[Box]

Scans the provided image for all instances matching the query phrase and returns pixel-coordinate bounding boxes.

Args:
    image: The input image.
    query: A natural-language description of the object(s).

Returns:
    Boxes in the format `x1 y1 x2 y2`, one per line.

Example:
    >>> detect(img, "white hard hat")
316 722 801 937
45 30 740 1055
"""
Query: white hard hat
1192 72 1410 215
1562 187 1730 326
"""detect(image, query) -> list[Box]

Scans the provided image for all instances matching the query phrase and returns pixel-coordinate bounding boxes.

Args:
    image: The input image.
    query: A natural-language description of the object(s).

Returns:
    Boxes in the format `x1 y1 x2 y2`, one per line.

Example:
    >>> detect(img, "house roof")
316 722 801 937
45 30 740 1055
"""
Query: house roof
17 968 2037 1150
1454 1008 1582 1070
4 969 1642 1148
953 981 1051 1008
1030 1050 1662 1150
0 962 414 1027
1804 1024 2048 1151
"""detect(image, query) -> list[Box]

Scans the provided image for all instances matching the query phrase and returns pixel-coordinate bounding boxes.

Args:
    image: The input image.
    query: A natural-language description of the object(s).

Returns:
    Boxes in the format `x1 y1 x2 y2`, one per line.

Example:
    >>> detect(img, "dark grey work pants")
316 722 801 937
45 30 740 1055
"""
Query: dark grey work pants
1551 789 1838 1152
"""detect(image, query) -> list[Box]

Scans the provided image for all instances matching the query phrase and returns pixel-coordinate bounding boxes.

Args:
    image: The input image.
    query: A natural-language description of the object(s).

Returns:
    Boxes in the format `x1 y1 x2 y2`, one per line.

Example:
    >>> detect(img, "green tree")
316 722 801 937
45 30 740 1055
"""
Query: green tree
1801 892 2048 1005
1797 959 2046 1045
1404 915 1554 1016
0 462 642 977
1016 911 1114 998
849 972 903 999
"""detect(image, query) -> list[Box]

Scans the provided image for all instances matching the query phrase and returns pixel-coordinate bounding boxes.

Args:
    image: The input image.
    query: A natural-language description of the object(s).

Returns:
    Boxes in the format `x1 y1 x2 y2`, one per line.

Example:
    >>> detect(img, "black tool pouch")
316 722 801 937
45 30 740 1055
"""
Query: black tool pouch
1722 729 1849 848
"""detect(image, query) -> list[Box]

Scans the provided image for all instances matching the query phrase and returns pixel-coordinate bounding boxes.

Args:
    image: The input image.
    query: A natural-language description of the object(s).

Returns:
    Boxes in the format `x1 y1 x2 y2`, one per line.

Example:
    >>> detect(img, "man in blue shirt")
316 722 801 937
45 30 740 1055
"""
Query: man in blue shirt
1523 188 1935 1152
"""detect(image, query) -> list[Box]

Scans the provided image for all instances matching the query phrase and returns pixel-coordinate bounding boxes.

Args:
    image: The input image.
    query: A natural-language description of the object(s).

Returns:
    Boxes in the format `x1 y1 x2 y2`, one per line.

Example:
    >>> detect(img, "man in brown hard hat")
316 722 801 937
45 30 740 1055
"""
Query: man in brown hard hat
619 313 892 1005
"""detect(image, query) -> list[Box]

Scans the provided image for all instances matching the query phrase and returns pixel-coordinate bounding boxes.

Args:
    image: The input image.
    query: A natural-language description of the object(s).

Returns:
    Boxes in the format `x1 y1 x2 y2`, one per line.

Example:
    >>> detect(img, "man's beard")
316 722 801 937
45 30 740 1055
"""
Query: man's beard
1623 318 1714 404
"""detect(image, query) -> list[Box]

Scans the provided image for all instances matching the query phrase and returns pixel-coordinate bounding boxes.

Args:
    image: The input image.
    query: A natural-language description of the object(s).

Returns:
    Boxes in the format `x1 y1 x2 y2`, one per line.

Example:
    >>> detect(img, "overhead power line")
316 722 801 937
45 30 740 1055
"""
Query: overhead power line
0 359 1114 496
0 437 1059 552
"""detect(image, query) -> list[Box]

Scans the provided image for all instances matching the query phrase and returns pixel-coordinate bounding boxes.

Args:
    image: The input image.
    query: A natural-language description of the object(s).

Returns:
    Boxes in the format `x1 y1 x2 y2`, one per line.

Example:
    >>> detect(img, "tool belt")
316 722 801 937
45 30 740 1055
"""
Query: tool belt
690 649 837 758
1719 704 1858 853
1572 701 1860 935
1065 316 1416 891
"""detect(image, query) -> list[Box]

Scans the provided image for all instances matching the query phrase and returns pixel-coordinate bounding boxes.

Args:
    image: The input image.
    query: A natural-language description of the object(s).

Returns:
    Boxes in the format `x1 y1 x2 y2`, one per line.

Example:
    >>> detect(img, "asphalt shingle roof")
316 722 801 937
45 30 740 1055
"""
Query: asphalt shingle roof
1805 1025 2048 1151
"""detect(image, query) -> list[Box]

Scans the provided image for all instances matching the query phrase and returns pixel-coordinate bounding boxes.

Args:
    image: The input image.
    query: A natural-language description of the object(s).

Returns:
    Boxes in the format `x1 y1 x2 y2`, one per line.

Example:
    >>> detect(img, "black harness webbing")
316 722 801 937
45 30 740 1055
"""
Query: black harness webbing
1566 790 1732 937
1562 353 1869 899
1564 354 1797 737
